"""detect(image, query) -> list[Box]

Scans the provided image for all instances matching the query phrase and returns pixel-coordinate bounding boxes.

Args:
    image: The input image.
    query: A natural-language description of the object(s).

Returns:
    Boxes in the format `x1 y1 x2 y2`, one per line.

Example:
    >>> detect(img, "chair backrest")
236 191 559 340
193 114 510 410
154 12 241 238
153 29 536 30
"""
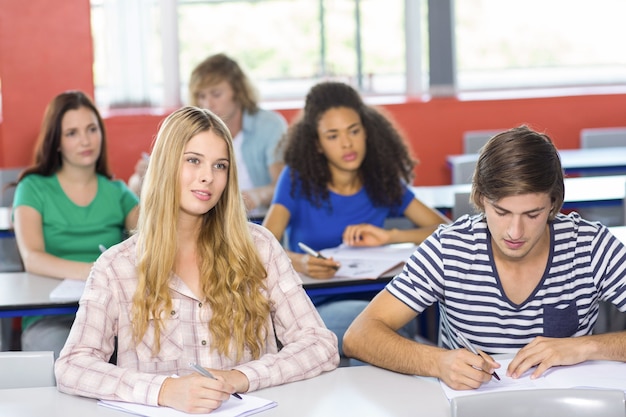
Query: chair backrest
451 388 626 417
452 159 478 185
462 130 503 154
580 127 626 148
0 351 56 388
452 191 474 220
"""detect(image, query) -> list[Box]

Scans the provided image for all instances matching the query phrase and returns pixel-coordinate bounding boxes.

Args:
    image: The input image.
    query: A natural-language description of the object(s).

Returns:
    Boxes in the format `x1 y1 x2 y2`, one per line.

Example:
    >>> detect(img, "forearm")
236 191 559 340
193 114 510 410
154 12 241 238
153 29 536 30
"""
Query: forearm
343 318 446 377
22 251 93 280
235 327 339 391
387 225 440 245
583 331 626 361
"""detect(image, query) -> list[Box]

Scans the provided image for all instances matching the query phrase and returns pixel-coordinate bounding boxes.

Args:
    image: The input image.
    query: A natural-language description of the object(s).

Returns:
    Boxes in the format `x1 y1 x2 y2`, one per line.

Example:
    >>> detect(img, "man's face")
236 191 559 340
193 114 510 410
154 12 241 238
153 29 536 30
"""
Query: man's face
483 192 553 262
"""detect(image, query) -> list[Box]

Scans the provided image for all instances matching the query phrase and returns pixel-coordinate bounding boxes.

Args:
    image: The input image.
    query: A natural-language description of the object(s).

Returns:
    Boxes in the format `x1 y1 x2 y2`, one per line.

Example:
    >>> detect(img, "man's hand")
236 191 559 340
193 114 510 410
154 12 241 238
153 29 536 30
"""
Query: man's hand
508 336 591 379
437 348 500 390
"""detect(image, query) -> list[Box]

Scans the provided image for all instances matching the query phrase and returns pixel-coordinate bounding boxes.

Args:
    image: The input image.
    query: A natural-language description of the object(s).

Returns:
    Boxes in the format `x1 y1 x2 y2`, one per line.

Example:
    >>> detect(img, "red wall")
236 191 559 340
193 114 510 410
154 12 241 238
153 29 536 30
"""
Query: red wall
2 1 626 186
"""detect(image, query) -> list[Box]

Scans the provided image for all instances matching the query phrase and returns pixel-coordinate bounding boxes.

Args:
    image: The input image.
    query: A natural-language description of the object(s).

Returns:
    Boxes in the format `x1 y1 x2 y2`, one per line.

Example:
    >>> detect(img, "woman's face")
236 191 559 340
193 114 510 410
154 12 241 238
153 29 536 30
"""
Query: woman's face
316 106 366 175
194 80 241 125
59 106 102 170
178 129 230 222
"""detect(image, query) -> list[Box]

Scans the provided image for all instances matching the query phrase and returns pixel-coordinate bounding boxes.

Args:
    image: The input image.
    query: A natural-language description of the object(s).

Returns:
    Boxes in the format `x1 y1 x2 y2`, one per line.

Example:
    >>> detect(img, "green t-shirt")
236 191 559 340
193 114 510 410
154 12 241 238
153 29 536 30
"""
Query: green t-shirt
13 173 139 328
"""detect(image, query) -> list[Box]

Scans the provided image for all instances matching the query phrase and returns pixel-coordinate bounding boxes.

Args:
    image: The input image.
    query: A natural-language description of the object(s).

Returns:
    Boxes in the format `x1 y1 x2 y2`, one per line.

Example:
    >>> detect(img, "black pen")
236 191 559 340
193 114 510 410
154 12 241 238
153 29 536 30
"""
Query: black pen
455 331 501 381
190 363 243 399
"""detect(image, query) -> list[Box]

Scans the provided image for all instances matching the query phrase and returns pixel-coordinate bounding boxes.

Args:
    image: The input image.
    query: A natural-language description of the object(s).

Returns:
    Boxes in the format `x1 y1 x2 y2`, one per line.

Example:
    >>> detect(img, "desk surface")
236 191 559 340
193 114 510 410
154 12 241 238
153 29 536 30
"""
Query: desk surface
0 272 77 318
447 146 626 176
0 366 451 417
412 174 626 212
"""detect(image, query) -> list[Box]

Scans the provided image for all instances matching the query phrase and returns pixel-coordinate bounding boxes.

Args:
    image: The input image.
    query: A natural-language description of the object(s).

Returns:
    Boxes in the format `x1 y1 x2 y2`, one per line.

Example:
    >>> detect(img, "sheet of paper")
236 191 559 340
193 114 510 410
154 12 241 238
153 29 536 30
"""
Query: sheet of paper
99 394 277 417
49 279 86 301
439 358 626 400
319 243 416 279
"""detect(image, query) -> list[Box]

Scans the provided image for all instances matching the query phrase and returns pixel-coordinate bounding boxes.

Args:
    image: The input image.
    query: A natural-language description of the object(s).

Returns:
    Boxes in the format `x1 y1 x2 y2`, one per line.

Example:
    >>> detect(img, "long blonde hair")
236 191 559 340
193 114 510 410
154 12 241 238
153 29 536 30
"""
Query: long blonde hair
132 106 270 360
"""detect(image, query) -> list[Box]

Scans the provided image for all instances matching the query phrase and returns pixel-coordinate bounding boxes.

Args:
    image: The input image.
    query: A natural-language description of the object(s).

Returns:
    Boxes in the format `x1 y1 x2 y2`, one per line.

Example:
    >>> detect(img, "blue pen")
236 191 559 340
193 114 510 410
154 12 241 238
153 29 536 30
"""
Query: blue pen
190 363 242 399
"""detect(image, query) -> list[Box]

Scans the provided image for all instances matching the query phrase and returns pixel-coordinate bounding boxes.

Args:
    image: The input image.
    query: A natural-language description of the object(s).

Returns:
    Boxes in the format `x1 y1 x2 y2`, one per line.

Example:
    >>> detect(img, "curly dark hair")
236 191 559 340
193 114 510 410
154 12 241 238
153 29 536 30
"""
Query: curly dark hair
282 81 416 208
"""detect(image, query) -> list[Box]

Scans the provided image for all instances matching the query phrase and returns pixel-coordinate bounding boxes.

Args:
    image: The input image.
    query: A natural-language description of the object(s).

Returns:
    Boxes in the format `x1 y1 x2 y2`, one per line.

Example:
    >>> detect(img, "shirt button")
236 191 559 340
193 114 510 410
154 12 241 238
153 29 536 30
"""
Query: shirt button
201 340 207 346
198 302 203 308
170 310 175 316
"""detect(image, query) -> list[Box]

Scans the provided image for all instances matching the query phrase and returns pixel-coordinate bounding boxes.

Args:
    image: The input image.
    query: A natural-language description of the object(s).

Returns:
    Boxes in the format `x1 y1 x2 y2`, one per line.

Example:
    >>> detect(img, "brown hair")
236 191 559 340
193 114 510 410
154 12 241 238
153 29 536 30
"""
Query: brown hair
16 90 112 182
471 125 564 220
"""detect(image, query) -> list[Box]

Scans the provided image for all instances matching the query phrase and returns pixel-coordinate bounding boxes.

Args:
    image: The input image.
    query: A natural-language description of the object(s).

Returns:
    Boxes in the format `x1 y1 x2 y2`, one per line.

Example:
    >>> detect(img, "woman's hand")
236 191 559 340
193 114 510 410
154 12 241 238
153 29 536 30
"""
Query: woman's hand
296 253 340 279
158 373 235 413
342 224 389 247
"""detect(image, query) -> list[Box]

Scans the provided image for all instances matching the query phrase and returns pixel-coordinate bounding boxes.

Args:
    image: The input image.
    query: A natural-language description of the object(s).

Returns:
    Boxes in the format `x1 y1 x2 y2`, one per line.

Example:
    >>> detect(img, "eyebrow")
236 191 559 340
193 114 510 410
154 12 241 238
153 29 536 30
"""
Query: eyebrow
183 151 229 161
321 122 361 135
491 201 547 215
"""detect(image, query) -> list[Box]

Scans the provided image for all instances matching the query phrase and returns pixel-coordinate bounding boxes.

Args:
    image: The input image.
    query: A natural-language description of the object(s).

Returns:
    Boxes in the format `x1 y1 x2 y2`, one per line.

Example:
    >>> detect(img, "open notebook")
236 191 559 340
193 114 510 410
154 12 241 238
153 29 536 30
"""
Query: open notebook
318 243 417 279
99 394 276 417
440 357 626 400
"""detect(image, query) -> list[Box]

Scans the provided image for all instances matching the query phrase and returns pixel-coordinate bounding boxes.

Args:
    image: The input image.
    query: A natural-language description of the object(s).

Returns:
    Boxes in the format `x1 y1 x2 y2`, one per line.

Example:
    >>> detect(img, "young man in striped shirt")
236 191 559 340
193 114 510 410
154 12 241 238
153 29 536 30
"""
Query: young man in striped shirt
343 125 626 390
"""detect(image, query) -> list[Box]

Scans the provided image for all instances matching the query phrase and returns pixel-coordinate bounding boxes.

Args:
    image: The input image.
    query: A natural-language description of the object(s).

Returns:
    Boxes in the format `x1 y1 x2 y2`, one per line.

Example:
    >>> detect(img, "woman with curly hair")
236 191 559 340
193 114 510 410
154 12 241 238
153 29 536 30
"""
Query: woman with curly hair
262 81 449 352
56 106 338 413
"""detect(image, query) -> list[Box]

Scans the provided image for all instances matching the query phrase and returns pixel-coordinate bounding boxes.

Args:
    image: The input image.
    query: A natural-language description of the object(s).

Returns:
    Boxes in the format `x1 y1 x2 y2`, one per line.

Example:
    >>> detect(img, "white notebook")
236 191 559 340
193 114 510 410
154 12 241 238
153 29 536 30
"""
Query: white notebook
49 279 86 301
319 243 417 279
440 357 626 400
99 394 277 417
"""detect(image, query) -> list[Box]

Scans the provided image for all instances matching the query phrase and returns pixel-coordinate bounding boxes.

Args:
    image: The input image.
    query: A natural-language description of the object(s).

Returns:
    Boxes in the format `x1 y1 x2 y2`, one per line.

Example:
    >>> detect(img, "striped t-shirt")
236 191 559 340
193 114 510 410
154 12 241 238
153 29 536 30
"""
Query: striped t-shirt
387 212 626 354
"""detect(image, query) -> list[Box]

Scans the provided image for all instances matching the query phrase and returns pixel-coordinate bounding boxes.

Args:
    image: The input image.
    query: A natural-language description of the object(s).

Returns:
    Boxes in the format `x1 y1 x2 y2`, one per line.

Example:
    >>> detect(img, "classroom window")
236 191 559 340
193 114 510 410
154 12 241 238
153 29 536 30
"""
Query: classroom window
91 0 416 109
90 0 626 109
455 0 626 94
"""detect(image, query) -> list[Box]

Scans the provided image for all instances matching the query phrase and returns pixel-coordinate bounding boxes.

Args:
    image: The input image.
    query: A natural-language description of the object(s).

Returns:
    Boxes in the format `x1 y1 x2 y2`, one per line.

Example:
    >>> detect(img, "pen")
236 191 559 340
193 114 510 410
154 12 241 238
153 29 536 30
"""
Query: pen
190 363 242 399
298 242 326 259
298 242 340 270
455 330 501 381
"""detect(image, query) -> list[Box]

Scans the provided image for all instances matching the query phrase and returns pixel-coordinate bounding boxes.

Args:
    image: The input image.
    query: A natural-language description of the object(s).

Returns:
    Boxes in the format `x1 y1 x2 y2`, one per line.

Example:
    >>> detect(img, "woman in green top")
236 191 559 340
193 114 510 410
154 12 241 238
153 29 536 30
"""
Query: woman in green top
11 91 139 358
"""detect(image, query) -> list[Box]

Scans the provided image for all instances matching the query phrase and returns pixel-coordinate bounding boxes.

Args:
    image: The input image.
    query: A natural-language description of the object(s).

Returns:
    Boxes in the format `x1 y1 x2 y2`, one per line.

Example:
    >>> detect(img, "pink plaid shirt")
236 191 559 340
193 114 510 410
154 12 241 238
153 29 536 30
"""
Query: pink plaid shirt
55 223 339 405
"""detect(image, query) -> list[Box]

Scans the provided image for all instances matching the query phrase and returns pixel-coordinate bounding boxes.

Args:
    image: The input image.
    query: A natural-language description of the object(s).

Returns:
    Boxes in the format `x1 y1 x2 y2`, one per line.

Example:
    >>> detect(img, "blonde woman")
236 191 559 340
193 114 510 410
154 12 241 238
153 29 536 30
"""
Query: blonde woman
55 106 338 413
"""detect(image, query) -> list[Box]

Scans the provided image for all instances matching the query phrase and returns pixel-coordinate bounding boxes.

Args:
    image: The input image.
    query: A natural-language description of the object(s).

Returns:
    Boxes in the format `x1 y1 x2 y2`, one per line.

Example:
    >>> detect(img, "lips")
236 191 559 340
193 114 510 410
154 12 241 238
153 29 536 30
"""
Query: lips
504 239 525 250
192 190 212 201
343 152 357 162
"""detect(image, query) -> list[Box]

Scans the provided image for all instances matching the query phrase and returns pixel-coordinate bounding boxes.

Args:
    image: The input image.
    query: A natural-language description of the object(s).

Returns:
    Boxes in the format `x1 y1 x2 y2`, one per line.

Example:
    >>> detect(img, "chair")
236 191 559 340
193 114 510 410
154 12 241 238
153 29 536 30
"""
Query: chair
451 388 626 417
0 351 56 388
451 158 477 185
462 130 503 154
452 191 474 220
580 127 626 149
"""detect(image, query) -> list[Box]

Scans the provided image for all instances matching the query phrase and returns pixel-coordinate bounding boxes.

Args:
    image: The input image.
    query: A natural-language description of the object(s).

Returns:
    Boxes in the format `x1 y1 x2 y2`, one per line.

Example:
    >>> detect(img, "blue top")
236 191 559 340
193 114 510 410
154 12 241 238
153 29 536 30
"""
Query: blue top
272 166 415 252
387 212 626 354
240 108 287 187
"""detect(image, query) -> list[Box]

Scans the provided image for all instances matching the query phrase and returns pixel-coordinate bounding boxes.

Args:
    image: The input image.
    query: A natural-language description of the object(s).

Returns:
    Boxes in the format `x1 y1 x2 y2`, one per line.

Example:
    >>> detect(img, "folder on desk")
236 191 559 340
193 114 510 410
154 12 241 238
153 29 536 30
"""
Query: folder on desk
319 243 417 279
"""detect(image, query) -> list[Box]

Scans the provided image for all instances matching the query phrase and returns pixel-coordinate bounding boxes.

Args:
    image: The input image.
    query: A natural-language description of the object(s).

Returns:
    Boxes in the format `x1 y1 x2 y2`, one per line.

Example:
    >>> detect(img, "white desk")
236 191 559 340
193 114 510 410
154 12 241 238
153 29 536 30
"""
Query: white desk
447 146 626 177
0 366 451 417
412 174 626 212
0 272 76 318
